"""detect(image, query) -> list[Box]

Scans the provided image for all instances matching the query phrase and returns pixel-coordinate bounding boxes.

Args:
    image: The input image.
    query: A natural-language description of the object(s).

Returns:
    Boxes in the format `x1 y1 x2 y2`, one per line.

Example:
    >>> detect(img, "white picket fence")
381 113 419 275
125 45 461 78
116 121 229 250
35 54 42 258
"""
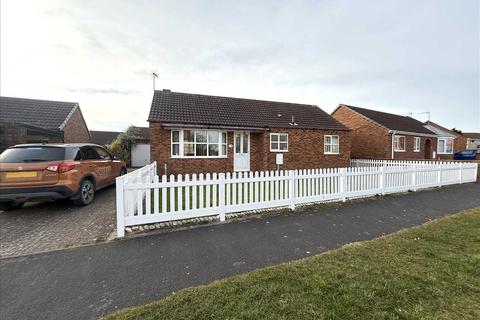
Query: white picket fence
115 162 157 236
115 160 478 237
351 159 455 167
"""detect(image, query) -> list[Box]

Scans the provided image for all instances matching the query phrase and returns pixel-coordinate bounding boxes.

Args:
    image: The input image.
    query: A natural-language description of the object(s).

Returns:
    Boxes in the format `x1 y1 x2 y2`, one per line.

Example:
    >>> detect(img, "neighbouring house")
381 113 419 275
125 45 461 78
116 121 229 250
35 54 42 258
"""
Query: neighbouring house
423 121 468 159
129 127 150 167
89 130 121 146
0 96 90 152
90 127 150 167
332 104 437 160
463 132 480 153
148 89 351 175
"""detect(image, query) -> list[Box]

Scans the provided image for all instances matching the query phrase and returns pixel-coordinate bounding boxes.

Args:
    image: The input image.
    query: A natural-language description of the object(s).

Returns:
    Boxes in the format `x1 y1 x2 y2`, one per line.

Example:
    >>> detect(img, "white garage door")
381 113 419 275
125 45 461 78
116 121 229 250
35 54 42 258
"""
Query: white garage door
131 143 150 167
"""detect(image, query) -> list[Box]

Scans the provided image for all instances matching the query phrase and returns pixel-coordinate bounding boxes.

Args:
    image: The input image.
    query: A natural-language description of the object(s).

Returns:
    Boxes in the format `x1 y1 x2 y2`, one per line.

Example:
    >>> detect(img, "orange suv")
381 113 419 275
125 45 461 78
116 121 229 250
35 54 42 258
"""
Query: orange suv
0 143 127 210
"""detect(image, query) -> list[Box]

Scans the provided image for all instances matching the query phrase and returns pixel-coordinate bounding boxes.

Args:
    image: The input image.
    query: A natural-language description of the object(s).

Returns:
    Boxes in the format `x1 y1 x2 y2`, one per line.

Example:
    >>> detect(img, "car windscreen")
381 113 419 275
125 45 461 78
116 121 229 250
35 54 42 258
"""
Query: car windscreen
0 147 66 163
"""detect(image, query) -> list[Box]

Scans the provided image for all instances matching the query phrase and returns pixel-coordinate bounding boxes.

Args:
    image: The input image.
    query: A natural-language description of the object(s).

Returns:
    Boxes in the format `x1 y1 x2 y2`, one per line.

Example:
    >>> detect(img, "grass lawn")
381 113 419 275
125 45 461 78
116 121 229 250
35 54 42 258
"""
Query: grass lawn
106 207 480 320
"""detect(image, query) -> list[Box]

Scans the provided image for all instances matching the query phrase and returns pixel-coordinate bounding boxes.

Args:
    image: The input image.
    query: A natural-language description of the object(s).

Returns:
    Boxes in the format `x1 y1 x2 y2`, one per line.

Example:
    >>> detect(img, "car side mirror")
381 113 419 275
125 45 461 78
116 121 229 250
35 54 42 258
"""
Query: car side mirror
112 155 119 160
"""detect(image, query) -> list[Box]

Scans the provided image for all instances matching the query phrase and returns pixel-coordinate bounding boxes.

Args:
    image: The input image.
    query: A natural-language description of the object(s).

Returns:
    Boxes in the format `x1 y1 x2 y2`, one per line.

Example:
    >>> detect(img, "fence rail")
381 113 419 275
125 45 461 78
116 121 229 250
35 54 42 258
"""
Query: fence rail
116 160 478 237
351 159 451 167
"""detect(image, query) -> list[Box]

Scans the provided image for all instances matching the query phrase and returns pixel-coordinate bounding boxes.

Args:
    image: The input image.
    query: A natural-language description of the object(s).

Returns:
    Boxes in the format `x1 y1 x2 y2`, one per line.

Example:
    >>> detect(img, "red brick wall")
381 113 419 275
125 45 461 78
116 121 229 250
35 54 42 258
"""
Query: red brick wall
149 123 351 175
255 128 351 171
454 135 468 153
63 107 90 143
392 135 437 160
332 106 390 159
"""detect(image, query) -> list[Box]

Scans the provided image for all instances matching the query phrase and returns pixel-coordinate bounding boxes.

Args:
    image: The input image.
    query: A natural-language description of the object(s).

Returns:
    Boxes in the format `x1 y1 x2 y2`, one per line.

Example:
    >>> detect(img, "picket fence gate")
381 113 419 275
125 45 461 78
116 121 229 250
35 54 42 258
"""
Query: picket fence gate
115 160 478 237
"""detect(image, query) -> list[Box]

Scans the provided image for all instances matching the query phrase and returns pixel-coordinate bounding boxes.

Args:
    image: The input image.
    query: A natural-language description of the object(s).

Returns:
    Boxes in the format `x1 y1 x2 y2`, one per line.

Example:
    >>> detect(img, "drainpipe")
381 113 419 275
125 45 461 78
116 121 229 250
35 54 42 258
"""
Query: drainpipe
390 131 396 159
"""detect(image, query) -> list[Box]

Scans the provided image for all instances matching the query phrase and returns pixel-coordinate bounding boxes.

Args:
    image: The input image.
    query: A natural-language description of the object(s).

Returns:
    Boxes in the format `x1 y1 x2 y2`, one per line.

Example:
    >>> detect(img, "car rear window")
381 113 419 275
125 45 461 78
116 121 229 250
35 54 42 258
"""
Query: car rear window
0 147 66 163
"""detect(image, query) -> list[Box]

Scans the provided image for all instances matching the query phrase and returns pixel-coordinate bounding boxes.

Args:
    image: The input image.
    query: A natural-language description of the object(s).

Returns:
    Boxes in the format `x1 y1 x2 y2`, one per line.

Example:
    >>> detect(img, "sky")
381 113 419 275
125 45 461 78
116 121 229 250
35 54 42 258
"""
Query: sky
1 0 479 132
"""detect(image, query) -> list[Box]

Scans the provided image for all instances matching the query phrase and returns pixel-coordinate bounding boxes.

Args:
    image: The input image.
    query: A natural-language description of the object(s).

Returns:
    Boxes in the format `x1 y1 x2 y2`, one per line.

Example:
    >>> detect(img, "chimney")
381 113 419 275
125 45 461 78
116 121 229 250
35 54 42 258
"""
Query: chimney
289 115 298 126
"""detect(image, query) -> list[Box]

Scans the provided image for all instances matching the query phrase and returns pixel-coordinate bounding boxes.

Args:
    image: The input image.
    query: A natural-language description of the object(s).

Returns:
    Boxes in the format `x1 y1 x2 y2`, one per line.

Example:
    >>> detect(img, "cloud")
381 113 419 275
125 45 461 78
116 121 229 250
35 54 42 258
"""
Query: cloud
1 0 478 131
68 88 141 95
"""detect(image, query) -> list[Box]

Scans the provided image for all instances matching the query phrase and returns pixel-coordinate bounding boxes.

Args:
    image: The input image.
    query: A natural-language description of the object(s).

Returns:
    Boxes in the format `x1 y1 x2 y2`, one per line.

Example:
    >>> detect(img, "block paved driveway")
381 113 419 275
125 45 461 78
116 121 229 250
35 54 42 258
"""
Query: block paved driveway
0 186 116 258
1 182 479 320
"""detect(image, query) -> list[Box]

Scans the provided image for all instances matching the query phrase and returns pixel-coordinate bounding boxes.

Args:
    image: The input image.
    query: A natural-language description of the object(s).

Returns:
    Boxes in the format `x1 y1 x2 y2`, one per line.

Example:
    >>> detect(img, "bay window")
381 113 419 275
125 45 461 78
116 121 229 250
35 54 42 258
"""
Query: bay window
438 138 453 154
324 135 340 154
171 130 227 158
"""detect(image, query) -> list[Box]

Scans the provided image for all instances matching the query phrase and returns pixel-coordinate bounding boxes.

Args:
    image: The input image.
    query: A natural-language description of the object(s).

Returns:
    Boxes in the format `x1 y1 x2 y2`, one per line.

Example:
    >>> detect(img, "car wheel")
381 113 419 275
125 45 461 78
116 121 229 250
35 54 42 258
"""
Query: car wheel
73 179 95 206
0 202 25 211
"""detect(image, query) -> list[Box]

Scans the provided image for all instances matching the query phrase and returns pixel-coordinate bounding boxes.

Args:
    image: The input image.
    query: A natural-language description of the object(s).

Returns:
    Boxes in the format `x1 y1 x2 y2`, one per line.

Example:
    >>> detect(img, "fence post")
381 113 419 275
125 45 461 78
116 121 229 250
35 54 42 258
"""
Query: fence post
152 162 157 181
116 177 125 238
379 166 385 195
438 163 442 187
412 165 417 192
289 170 296 210
340 168 346 202
458 162 463 184
475 163 479 183
218 173 226 221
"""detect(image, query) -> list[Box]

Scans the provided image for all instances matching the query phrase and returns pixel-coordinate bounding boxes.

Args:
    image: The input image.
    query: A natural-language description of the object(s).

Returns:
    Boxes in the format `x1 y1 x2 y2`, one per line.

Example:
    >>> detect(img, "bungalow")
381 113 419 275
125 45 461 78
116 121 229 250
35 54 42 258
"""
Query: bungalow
0 96 90 152
148 89 351 175
423 121 468 159
332 104 437 160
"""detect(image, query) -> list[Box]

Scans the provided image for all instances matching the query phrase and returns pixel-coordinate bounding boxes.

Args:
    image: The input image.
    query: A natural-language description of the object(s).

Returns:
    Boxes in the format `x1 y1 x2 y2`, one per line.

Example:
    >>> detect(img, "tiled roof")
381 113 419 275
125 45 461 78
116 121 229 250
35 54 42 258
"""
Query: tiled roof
134 127 149 141
424 121 458 138
463 132 480 139
90 127 149 145
148 90 349 130
341 104 435 135
89 131 121 145
0 96 78 130
423 124 456 138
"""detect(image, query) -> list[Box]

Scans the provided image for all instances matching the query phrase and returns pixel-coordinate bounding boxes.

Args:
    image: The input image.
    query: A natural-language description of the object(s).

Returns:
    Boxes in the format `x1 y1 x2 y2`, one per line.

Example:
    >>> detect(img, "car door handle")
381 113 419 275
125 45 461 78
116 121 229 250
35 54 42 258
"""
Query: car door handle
88 164 95 167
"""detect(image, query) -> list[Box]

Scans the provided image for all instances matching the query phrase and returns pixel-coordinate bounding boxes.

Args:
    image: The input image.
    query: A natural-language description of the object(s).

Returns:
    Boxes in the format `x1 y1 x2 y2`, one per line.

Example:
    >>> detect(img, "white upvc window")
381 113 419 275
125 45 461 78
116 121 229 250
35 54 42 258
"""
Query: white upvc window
270 133 288 152
394 135 406 152
324 135 340 154
171 129 227 158
414 137 421 152
437 138 453 154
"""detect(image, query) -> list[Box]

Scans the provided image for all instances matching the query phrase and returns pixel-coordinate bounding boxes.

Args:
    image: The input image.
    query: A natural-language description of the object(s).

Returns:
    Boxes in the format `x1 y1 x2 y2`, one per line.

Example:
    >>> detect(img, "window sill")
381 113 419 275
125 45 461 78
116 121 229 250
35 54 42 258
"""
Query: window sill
270 150 288 153
324 152 340 155
437 152 453 155
414 150 421 153
171 156 228 159
394 150 406 152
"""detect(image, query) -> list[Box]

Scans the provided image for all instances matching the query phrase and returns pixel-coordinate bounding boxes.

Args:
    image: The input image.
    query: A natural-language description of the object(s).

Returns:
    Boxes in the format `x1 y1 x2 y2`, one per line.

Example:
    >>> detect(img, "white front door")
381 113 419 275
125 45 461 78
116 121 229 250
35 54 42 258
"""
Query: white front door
234 132 250 171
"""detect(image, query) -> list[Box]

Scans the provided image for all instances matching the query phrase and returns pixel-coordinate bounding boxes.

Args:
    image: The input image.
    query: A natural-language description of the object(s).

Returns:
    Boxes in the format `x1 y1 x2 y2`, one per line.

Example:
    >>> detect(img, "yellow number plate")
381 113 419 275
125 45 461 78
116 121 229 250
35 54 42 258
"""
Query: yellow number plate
5 171 37 178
